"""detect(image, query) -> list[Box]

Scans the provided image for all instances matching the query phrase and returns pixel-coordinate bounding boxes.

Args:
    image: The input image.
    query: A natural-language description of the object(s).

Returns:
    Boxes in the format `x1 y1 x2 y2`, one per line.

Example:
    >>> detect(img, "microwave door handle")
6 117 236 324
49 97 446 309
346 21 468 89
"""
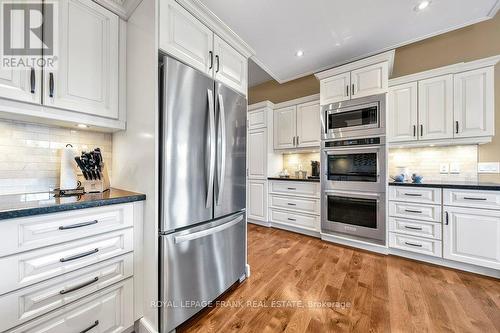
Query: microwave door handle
206 89 216 209
216 93 226 206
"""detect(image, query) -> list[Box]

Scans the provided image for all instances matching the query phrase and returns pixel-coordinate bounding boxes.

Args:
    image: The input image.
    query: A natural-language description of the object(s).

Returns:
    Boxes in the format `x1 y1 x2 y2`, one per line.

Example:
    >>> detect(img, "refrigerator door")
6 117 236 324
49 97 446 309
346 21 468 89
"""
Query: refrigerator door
214 83 247 218
160 56 216 232
160 212 246 332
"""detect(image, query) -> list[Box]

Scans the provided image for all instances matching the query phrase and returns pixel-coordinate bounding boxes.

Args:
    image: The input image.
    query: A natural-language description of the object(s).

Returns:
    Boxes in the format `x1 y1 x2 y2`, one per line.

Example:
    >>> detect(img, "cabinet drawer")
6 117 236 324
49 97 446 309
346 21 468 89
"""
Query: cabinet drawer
0 253 133 331
443 189 500 210
269 209 318 231
389 217 442 240
0 204 134 257
269 194 319 215
389 233 442 257
389 186 441 204
5 278 134 333
269 181 319 198
0 228 133 295
389 201 441 222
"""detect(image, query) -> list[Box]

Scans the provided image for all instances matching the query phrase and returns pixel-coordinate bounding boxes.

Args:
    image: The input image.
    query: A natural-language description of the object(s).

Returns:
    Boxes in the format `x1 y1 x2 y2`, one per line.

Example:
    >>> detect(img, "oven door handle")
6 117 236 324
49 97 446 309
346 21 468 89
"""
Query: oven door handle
324 146 383 153
325 190 381 200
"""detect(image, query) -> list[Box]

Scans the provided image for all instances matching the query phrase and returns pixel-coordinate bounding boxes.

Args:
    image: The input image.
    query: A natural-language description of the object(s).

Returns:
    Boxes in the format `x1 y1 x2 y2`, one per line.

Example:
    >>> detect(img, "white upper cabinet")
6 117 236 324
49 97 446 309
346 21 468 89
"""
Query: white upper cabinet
418 75 454 140
248 107 267 130
214 35 247 95
388 82 418 142
296 100 320 148
0 68 41 104
273 106 297 149
351 62 388 99
45 0 119 119
320 72 350 105
159 0 213 76
454 67 494 138
247 128 267 179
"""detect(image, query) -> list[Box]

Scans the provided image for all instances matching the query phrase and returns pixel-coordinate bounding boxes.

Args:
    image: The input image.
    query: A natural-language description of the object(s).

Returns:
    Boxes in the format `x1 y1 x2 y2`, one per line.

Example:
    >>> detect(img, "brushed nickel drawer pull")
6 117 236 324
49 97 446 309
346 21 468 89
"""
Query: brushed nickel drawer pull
59 277 99 294
287 187 296 190
287 203 297 206
405 242 423 248
59 220 98 230
404 226 423 231
404 193 422 197
404 209 422 214
463 197 487 201
80 320 99 333
60 248 99 262
287 218 296 221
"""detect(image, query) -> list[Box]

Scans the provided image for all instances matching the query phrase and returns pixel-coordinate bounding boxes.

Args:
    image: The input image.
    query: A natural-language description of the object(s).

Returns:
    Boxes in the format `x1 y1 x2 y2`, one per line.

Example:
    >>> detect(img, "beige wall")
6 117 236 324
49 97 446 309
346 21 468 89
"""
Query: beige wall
249 13 500 181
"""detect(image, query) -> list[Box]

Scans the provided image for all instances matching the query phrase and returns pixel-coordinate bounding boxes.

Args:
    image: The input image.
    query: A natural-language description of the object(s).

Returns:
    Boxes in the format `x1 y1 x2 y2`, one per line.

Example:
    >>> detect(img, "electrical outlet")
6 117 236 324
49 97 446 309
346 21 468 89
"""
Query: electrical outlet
439 164 449 174
450 163 461 174
478 162 500 174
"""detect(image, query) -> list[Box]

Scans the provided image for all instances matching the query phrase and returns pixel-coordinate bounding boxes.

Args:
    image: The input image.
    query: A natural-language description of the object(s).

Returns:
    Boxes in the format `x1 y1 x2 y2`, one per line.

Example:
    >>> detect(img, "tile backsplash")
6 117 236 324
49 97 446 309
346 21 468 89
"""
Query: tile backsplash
0 120 112 195
389 145 478 182
282 152 321 177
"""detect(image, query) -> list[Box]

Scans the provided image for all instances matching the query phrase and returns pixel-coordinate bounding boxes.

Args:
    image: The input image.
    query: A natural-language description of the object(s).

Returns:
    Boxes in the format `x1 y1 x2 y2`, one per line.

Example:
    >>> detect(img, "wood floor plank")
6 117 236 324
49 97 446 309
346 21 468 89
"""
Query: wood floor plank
178 225 500 333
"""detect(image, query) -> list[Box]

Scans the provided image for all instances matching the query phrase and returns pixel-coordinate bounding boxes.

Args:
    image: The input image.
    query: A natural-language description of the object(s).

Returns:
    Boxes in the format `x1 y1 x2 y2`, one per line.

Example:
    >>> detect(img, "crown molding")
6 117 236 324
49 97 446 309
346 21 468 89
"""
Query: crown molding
273 94 320 110
93 0 142 19
248 100 274 111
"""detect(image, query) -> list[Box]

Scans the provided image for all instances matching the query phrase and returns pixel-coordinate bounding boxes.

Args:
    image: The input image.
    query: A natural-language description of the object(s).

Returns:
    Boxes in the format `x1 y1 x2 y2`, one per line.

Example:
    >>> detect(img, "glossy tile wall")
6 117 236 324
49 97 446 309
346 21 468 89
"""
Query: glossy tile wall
282 152 321 177
389 145 478 182
0 120 112 195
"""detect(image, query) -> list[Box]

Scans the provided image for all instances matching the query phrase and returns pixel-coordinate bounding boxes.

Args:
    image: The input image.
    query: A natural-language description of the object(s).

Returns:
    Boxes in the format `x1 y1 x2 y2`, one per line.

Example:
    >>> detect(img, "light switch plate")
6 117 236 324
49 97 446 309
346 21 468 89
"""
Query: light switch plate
478 162 500 174
450 163 460 174
439 164 449 174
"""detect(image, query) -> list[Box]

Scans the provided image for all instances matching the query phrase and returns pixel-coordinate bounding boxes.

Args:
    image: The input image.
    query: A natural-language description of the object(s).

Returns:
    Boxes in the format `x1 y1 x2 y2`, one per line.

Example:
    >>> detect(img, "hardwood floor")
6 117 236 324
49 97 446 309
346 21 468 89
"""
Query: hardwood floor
178 224 500 333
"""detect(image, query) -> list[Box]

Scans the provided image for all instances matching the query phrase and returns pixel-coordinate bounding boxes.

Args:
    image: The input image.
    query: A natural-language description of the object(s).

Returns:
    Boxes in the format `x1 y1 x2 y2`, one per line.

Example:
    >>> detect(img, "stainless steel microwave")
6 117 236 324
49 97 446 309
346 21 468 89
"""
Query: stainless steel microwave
321 94 386 140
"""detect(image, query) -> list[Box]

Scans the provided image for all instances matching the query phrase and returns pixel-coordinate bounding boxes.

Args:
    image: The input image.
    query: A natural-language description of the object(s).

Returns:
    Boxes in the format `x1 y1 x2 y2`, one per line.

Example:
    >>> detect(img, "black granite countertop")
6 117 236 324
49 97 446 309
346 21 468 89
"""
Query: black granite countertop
389 181 500 191
0 188 146 220
268 177 320 183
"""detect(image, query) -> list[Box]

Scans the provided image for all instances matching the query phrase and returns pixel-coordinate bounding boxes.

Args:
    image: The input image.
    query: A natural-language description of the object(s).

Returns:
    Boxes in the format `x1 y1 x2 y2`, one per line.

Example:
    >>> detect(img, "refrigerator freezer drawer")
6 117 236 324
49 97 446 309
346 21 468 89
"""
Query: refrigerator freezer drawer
160 212 246 332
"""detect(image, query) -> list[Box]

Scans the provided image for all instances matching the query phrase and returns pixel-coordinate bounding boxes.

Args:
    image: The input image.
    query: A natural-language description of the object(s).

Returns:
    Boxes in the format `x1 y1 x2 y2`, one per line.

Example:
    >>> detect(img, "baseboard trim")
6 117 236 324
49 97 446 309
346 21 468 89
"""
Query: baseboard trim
321 233 389 254
136 317 158 333
271 221 320 238
247 219 271 227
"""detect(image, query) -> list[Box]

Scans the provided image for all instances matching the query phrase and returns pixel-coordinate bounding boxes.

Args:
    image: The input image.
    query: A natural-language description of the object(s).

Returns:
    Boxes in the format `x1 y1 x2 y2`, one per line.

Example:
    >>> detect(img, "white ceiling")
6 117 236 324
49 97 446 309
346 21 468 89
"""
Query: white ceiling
199 0 500 83
248 58 274 87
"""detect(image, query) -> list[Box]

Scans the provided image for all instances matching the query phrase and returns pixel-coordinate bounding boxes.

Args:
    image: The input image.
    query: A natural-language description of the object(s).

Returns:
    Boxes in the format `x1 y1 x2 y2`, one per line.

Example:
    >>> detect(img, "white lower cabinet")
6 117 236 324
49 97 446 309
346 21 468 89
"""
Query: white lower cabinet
443 206 500 270
269 208 319 232
5 278 134 333
247 180 268 222
389 233 442 257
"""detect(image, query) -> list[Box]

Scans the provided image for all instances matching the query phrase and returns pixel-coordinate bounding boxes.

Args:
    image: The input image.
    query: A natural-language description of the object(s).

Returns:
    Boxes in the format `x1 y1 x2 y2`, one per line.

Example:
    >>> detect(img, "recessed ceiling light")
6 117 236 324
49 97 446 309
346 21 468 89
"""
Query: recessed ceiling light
415 0 430 11
295 50 304 57
76 124 89 128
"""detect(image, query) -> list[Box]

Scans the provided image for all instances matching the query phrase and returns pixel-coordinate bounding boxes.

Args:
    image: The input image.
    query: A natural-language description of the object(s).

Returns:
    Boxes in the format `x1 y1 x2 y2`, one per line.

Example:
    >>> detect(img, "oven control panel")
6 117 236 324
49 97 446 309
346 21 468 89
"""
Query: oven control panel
325 137 380 147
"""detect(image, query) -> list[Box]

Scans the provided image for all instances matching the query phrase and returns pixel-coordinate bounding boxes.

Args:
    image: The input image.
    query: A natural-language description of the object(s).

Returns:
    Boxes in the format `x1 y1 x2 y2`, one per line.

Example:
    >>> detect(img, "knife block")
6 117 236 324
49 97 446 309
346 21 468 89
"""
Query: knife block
82 164 110 193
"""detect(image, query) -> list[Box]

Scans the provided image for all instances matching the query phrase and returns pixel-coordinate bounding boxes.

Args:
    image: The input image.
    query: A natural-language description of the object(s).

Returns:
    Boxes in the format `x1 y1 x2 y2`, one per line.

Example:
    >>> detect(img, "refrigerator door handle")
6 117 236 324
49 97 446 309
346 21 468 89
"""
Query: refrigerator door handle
206 89 216 208
174 214 243 243
216 93 227 206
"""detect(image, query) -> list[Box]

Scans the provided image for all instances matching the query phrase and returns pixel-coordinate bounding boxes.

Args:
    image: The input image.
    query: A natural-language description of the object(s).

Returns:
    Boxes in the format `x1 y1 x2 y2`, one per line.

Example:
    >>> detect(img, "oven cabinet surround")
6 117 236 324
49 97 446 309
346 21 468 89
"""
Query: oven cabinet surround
268 180 321 236
315 51 394 105
273 94 321 150
388 185 500 273
0 0 126 131
388 56 499 146
159 0 250 95
246 102 281 225
0 202 144 333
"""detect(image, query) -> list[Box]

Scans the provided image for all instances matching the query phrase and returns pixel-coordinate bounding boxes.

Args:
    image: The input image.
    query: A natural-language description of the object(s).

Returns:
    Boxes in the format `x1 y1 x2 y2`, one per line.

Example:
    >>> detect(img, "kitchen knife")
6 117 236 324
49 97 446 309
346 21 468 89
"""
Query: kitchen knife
74 157 89 180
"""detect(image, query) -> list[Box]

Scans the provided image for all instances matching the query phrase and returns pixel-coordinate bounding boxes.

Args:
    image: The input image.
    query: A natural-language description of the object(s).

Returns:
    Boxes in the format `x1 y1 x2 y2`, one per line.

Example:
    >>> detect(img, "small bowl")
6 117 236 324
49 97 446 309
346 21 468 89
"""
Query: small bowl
391 174 405 183
412 175 424 184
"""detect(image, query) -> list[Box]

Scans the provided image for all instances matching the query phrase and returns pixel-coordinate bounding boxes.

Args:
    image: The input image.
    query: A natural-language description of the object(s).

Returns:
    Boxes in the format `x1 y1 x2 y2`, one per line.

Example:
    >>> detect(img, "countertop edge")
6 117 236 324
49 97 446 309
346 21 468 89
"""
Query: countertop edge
0 193 146 221
388 182 500 191
267 177 320 183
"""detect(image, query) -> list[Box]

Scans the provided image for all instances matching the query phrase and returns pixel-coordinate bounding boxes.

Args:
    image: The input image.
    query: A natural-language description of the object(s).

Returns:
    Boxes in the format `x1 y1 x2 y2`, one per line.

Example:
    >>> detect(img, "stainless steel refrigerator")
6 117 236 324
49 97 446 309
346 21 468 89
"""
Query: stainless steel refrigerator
158 55 247 332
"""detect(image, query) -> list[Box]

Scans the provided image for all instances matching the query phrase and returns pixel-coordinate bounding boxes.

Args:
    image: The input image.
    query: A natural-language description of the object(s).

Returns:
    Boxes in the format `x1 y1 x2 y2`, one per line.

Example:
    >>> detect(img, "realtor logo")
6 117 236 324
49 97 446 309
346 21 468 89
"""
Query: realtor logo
1 0 58 69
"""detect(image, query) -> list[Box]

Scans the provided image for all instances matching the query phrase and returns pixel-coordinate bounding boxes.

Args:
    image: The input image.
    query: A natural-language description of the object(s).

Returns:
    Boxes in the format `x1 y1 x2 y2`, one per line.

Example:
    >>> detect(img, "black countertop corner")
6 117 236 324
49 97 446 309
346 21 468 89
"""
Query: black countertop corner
0 188 146 220
389 181 500 191
267 177 320 183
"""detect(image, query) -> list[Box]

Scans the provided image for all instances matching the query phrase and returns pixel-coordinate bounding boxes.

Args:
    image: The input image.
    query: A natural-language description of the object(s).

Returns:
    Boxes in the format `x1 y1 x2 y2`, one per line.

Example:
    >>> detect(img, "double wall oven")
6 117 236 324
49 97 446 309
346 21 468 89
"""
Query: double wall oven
320 94 387 244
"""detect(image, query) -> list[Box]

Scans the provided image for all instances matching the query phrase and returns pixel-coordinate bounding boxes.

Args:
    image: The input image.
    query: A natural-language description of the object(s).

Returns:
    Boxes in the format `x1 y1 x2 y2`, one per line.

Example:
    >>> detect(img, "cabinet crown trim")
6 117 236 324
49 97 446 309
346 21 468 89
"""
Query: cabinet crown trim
314 50 395 80
389 54 500 86
249 100 274 111
273 94 320 110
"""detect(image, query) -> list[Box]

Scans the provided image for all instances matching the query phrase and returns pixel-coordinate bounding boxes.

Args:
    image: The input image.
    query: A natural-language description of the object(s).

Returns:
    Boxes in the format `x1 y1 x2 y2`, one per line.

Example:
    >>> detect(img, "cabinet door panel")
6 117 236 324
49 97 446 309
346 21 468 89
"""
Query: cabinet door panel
273 106 296 149
320 73 350 105
247 128 267 179
296 100 320 148
159 0 213 76
351 62 388 98
444 206 500 270
214 35 247 95
418 75 453 140
0 68 41 104
454 67 494 138
44 0 119 119
388 82 418 142
248 108 267 130
247 180 267 221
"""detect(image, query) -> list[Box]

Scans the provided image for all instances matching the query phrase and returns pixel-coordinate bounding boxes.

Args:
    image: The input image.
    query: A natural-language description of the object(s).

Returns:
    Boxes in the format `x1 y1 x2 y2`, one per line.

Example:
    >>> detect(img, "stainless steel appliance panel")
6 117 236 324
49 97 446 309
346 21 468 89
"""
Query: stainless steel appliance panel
214 83 247 218
160 56 216 232
160 212 246 332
